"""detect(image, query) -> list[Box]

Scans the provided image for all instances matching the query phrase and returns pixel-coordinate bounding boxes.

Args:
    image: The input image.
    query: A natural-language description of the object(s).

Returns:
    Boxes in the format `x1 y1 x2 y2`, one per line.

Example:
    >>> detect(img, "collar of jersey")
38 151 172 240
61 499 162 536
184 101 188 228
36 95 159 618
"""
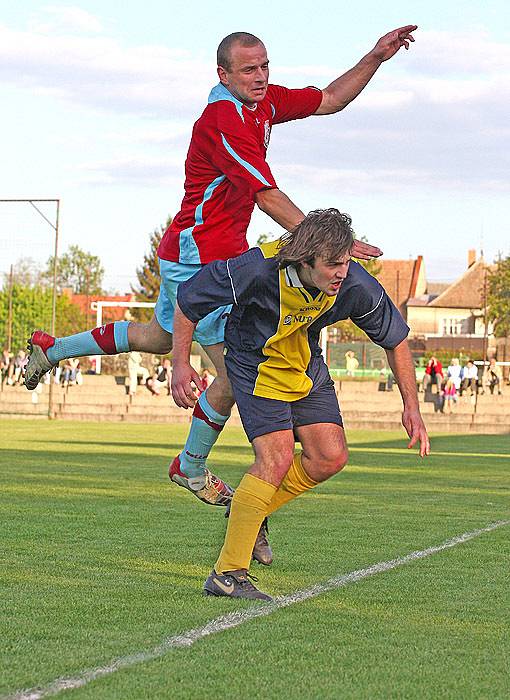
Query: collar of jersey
208 83 259 121
285 265 304 287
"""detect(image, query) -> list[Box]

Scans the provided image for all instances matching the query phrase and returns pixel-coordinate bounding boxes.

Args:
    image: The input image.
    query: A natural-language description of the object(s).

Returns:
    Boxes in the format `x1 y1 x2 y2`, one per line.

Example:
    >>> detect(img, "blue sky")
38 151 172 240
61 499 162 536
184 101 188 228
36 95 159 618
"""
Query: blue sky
1 1 509 291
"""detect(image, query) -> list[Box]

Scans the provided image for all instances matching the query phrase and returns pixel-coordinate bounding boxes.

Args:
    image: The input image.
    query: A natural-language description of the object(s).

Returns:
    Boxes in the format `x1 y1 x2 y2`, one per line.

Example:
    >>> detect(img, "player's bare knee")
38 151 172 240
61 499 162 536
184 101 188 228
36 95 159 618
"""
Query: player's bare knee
314 446 348 480
254 449 294 486
210 373 233 401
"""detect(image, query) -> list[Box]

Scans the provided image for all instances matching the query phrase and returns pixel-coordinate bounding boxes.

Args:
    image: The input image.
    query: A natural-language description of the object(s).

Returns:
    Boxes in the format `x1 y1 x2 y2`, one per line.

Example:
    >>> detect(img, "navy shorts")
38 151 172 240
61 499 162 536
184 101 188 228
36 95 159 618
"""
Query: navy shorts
232 360 343 442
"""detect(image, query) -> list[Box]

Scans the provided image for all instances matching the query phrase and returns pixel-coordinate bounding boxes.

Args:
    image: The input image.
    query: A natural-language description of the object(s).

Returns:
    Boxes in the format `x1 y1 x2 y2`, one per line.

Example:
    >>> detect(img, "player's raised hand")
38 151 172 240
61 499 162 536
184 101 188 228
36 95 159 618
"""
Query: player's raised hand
351 239 383 260
371 25 418 62
402 407 430 457
171 361 205 409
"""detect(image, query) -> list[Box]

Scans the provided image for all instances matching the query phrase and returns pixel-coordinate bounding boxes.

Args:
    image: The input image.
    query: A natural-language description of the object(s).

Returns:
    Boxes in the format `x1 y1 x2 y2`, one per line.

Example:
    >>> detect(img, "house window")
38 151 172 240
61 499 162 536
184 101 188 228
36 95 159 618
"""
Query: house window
442 318 465 335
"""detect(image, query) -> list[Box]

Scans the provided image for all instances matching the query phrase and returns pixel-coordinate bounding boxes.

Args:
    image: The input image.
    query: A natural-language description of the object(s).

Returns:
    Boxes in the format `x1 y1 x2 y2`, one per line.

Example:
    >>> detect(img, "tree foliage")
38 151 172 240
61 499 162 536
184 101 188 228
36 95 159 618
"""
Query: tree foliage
2 257 45 289
0 284 86 352
45 245 104 294
487 255 510 338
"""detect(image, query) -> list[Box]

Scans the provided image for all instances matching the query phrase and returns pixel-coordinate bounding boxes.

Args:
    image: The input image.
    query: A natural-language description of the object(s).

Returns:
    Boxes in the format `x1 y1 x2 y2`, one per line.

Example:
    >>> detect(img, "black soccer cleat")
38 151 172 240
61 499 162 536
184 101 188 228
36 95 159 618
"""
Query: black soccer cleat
203 569 272 601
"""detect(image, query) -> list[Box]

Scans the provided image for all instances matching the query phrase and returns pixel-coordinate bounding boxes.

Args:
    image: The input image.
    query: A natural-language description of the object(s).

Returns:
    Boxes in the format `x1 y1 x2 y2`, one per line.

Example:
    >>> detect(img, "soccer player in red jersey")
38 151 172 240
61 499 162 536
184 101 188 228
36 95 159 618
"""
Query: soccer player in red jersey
26 27 418 523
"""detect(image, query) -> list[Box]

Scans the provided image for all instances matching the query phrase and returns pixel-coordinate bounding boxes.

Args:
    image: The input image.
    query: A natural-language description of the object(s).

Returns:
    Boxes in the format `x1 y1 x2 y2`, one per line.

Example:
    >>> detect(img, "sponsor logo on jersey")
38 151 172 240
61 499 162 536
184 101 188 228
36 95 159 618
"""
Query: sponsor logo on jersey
295 314 313 324
283 313 313 325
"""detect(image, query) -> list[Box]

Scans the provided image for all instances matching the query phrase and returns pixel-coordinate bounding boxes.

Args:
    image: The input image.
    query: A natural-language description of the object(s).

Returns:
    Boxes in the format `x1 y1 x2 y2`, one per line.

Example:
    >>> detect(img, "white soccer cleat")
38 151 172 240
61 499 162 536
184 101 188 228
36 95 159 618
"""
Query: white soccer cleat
169 456 233 506
25 331 57 390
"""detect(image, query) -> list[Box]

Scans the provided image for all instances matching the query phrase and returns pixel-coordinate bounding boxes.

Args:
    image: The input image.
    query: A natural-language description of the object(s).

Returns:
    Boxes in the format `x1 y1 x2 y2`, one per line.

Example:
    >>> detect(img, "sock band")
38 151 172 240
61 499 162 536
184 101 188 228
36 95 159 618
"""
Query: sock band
179 390 229 478
90 321 130 354
113 321 130 352
198 391 229 424
193 403 223 432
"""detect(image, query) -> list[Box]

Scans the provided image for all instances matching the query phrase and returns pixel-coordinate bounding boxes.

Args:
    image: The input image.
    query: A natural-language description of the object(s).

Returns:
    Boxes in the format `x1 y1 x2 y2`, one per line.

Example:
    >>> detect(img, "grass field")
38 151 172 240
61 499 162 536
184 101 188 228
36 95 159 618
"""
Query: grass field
1 420 509 699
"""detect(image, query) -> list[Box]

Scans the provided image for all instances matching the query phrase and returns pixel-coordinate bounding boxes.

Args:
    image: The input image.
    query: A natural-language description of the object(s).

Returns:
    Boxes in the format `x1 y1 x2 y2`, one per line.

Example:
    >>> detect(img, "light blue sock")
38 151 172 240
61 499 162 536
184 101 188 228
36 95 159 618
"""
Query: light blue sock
47 321 130 363
179 391 230 478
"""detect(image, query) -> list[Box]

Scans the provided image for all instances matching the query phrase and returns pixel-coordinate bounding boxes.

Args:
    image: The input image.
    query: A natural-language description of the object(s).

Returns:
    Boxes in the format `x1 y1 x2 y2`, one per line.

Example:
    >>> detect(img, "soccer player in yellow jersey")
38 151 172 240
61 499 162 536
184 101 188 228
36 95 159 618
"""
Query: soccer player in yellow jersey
172 209 430 600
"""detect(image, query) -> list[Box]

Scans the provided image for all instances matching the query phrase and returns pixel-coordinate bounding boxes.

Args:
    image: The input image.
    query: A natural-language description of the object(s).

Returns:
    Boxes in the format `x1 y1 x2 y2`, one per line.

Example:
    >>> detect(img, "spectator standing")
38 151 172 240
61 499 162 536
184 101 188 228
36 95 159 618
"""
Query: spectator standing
345 350 359 377
127 351 150 396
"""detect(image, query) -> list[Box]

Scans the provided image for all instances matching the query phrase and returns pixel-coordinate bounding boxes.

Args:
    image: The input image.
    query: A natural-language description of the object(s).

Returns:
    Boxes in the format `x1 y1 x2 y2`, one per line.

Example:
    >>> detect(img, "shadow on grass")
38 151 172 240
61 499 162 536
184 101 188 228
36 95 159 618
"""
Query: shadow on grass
349 433 510 455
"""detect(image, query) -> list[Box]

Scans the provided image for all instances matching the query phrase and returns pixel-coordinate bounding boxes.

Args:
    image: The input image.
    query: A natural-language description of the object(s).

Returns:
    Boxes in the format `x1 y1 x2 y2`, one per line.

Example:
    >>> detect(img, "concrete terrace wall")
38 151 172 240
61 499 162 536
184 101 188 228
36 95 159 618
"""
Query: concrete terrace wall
1 375 509 434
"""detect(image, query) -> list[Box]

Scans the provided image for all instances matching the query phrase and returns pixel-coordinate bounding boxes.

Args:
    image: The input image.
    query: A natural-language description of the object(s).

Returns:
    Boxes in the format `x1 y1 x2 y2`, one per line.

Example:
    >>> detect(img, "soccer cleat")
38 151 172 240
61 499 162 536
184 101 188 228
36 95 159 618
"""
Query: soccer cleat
203 569 272 601
169 455 233 506
25 331 56 390
225 503 273 566
253 518 273 566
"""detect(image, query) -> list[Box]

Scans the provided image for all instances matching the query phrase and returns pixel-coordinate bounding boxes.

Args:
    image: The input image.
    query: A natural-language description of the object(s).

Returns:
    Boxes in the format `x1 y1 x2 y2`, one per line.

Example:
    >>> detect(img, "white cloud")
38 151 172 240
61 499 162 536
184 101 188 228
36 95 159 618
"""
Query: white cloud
29 6 105 35
0 18 508 196
76 155 185 186
0 21 211 118
408 29 510 76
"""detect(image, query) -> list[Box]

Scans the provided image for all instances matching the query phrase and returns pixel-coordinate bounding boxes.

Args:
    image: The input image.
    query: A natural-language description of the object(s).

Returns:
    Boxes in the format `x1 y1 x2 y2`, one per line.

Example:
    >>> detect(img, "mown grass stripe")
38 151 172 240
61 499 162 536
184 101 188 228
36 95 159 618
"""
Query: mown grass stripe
7 520 509 700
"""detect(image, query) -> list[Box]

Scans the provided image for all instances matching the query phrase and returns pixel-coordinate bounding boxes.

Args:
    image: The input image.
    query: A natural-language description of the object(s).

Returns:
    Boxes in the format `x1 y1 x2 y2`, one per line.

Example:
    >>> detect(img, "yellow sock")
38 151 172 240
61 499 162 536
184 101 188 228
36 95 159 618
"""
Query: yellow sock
265 453 318 516
215 473 276 574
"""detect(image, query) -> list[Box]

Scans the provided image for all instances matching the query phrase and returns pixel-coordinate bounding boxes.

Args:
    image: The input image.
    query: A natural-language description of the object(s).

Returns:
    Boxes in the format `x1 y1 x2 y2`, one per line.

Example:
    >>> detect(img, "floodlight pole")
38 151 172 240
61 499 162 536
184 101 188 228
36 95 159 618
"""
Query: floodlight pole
0 199 60 418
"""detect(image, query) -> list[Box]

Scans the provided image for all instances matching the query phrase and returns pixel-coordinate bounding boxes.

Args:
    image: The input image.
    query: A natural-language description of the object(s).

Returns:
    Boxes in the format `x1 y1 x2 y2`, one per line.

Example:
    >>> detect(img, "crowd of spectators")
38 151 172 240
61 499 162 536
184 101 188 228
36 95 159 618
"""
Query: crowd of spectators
1 349 28 387
1 347 84 390
421 355 505 414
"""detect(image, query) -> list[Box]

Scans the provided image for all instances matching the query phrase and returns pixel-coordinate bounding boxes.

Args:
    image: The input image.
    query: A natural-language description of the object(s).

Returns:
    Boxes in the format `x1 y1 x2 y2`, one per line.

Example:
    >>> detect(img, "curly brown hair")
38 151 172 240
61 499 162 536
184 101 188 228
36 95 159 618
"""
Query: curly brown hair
276 208 355 269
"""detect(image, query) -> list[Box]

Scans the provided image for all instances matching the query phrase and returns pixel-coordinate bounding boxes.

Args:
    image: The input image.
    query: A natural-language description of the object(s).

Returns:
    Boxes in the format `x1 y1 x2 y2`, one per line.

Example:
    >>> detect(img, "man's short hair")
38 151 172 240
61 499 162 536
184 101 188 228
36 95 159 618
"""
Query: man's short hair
276 208 355 269
217 32 263 70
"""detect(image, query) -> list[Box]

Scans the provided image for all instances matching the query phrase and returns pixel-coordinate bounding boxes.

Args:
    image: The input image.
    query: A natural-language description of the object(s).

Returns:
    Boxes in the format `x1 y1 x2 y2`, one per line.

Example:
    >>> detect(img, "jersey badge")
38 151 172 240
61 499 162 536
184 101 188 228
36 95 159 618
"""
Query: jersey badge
263 120 271 148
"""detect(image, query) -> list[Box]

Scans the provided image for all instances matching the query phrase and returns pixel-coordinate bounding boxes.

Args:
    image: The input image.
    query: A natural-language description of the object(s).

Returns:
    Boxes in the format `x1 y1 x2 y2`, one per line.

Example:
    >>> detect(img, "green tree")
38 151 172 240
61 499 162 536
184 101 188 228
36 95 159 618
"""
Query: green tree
45 245 104 294
131 216 172 322
487 255 510 337
2 257 45 288
0 284 86 351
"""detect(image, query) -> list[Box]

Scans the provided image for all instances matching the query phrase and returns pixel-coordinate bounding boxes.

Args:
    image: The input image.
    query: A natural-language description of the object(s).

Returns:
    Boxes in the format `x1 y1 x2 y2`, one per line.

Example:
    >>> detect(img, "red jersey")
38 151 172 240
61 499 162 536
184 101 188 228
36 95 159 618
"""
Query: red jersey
158 83 322 264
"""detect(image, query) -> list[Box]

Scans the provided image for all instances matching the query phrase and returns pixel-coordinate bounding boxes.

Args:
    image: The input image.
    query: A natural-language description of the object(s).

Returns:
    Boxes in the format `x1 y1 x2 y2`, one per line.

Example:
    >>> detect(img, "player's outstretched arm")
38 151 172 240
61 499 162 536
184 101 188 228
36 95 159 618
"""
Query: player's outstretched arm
255 188 382 259
255 187 306 232
385 339 430 457
171 302 204 409
315 25 417 115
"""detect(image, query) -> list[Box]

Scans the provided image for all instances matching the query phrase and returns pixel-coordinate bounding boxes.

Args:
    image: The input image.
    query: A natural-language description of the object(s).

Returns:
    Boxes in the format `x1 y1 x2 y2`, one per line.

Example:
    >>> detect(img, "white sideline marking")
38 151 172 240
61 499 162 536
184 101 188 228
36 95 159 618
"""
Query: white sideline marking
7 520 509 700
